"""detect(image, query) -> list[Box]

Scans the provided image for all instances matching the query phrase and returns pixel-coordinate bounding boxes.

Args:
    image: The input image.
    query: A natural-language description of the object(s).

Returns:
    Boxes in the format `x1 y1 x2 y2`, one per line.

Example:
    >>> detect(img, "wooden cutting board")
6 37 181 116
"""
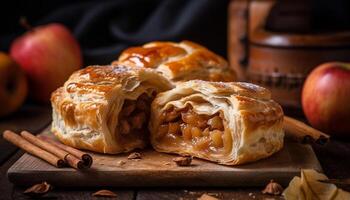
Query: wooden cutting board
7 127 322 187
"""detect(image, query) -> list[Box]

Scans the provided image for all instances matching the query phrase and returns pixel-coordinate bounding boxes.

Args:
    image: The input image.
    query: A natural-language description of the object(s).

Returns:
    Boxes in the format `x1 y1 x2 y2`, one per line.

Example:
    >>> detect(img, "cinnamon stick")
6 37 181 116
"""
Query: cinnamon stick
283 116 330 145
2 130 65 168
20 131 86 169
39 135 93 168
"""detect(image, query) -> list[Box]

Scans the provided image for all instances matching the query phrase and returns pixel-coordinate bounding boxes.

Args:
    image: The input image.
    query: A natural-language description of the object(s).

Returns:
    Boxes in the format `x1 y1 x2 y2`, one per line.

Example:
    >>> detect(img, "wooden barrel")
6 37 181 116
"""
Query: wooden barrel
228 0 350 109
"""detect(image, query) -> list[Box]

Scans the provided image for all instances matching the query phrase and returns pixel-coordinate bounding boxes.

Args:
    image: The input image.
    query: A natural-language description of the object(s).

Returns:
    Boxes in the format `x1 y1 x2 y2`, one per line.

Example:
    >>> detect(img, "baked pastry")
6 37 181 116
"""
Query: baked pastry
51 64 173 154
149 80 284 165
112 40 236 83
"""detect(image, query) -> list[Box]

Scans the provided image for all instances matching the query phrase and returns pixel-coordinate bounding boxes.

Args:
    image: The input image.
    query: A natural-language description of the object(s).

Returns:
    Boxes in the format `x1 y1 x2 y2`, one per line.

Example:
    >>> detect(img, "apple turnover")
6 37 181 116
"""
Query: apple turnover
51 64 173 153
112 40 236 83
149 80 284 165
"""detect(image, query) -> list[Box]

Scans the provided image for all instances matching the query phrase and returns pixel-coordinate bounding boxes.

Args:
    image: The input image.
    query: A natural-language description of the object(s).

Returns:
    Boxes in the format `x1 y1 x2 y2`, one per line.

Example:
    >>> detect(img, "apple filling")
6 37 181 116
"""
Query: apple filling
118 93 154 141
157 106 232 155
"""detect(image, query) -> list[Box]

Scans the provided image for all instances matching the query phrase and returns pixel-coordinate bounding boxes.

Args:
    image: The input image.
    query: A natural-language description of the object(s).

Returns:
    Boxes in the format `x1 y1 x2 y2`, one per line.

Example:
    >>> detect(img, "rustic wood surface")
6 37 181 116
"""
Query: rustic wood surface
0 104 51 165
7 128 321 187
1 104 350 199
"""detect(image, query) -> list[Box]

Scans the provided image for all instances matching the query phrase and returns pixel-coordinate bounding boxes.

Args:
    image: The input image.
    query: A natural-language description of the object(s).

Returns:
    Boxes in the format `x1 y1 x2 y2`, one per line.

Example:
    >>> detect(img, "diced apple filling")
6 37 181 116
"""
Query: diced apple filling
118 93 153 135
158 106 232 154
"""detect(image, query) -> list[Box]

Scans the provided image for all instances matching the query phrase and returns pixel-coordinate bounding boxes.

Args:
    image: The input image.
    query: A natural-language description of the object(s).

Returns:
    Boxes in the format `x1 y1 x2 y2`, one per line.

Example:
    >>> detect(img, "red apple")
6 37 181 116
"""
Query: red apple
10 23 82 102
302 62 350 137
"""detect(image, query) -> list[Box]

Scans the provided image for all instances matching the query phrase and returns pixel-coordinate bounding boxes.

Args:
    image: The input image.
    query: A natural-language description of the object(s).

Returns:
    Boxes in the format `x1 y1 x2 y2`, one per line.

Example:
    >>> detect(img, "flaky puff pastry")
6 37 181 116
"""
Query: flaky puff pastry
149 80 284 165
112 40 236 83
51 64 173 154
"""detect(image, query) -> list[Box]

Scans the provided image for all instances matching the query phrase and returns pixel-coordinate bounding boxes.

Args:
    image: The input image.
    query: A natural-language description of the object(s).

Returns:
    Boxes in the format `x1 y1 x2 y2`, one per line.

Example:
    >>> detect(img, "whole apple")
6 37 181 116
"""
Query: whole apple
302 62 350 137
10 23 82 102
0 52 28 117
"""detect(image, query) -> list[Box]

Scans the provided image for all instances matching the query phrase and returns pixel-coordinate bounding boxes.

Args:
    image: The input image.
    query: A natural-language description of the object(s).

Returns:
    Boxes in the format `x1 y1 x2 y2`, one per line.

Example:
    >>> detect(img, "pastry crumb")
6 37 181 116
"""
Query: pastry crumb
262 180 283 196
116 160 126 166
92 189 117 197
164 162 171 165
207 192 218 196
23 181 51 196
127 152 142 160
197 193 219 200
173 156 192 166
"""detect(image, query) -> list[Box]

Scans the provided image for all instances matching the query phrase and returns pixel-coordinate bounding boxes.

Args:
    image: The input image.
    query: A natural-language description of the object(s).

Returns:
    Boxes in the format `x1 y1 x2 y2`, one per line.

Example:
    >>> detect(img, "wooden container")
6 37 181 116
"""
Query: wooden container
228 0 350 109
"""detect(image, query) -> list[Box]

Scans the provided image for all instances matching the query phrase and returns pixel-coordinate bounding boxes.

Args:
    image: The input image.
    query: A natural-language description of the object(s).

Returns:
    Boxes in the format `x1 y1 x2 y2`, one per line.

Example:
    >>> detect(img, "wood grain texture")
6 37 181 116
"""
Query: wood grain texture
0 104 51 164
7 127 322 188
0 151 24 200
136 189 283 200
12 187 135 200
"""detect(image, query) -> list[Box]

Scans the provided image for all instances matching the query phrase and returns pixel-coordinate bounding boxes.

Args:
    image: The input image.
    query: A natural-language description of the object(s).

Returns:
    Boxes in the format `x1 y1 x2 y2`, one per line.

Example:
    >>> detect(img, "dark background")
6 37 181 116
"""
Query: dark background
1 0 350 66
0 0 229 65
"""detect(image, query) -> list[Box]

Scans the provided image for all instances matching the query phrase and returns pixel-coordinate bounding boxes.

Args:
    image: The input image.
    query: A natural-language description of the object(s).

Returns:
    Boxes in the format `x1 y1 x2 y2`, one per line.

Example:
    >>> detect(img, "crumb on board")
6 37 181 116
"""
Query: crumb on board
173 156 192 166
116 160 126 166
197 193 219 200
127 152 142 160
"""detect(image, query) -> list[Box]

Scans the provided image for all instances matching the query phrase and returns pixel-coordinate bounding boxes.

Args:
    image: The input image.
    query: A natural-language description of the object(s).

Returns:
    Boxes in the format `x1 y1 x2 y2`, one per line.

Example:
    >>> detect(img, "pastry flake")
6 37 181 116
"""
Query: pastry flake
283 169 350 200
113 40 236 83
51 64 173 154
149 80 284 165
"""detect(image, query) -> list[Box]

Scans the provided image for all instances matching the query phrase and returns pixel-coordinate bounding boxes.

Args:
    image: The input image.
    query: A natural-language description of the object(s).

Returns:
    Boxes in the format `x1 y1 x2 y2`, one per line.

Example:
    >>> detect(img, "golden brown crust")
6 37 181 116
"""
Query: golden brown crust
51 64 173 154
113 40 236 82
149 80 284 165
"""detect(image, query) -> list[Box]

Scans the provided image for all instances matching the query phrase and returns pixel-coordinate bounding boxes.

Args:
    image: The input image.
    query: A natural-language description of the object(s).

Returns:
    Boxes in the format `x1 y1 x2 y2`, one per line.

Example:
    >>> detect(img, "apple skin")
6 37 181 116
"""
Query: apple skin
10 23 82 102
0 52 28 117
302 62 350 137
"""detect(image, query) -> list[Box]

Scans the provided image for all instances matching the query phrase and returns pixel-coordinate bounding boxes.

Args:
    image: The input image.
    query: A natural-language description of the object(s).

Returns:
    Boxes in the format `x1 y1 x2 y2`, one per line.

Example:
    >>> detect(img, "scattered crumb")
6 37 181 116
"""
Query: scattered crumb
262 180 283 196
116 160 126 166
164 162 171 165
197 193 219 200
92 189 117 197
173 156 192 166
127 152 141 160
207 192 218 196
249 192 253 196
23 182 51 197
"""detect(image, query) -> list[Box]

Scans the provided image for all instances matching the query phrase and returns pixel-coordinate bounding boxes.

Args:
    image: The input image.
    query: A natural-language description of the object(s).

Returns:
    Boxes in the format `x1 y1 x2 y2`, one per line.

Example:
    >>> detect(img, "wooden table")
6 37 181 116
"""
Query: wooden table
1 104 350 200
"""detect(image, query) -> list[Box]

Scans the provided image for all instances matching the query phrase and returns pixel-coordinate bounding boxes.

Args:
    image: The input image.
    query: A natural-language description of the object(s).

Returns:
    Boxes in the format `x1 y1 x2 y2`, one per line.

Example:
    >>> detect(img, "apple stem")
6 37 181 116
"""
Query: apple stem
19 17 32 31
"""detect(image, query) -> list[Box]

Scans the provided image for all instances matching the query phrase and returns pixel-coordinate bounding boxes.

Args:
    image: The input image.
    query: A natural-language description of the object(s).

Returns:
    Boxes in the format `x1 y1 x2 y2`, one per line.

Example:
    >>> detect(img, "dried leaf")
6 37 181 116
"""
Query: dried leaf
23 182 51 196
127 152 141 160
92 189 117 197
197 193 219 200
173 156 192 166
262 180 283 195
